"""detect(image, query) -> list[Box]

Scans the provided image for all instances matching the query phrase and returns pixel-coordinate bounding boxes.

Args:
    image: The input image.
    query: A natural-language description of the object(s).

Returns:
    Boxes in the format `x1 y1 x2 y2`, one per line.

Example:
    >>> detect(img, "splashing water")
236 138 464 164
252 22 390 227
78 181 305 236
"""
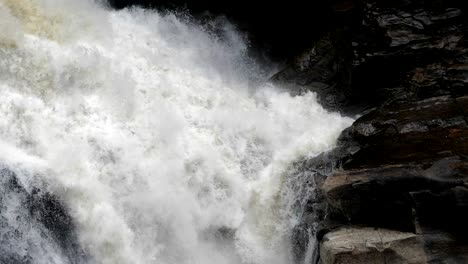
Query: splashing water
0 0 353 263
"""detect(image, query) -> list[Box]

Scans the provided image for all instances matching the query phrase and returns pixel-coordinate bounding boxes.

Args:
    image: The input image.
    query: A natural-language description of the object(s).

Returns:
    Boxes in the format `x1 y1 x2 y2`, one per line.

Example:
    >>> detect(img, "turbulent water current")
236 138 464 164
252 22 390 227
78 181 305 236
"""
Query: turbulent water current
0 1 353 263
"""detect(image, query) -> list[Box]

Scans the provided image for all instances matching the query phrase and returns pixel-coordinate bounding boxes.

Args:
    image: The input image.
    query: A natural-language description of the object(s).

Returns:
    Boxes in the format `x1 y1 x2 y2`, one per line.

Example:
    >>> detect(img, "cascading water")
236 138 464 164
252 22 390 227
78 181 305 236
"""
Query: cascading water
0 0 353 263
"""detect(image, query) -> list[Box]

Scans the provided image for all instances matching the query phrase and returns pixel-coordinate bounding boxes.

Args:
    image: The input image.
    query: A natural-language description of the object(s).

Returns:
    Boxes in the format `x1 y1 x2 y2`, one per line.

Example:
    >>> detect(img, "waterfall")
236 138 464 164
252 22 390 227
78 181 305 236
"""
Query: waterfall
0 0 353 263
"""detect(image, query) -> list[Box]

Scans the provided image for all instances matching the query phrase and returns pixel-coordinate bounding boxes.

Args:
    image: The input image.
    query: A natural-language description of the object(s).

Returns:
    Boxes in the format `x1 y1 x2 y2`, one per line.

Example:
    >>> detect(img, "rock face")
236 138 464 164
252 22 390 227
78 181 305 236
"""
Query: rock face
274 0 468 263
273 0 467 115
0 166 87 263
320 228 427 264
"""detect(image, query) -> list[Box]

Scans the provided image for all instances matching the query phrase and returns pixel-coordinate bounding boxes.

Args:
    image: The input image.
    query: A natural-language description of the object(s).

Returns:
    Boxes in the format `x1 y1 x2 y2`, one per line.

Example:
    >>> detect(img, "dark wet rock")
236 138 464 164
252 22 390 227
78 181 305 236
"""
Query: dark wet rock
312 94 468 262
303 153 468 263
322 157 468 230
334 95 468 169
280 0 468 263
0 166 87 264
272 0 467 115
308 89 468 262
271 32 353 112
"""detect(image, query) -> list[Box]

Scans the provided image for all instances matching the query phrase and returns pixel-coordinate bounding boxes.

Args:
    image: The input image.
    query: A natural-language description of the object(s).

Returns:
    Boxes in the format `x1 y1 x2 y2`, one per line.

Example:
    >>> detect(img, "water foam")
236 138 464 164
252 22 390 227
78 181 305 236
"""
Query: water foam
0 1 353 263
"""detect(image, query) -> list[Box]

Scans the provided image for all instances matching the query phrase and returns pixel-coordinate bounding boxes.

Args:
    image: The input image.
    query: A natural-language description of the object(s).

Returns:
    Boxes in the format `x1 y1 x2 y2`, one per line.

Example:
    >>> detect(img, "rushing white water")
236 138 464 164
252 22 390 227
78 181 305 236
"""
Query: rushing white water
0 1 353 263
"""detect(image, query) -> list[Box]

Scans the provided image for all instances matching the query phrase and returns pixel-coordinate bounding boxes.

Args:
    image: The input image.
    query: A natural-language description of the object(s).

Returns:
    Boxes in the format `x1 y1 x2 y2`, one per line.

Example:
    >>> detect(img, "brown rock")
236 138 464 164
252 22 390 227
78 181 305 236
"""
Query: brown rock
320 227 427 264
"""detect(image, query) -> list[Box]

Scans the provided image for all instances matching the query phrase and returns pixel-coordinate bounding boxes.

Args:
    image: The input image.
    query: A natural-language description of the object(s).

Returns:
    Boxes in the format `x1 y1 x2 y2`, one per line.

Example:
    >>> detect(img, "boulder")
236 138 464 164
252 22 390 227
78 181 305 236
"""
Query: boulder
320 227 426 264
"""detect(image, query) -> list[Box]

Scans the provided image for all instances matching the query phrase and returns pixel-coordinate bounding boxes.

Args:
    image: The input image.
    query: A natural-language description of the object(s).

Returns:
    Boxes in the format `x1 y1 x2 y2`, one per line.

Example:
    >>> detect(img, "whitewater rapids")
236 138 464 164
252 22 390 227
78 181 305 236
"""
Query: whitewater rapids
0 0 353 263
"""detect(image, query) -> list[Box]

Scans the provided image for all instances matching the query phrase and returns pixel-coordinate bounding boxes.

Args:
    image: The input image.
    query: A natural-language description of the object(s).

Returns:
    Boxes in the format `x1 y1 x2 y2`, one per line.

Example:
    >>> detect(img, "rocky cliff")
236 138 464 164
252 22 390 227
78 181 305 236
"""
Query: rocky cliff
273 0 468 263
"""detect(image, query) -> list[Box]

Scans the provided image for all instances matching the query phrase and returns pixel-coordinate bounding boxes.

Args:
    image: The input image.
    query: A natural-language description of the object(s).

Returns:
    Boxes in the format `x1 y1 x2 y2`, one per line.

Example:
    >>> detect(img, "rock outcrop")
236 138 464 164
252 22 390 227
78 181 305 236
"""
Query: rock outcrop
274 0 468 263
273 0 467 115
0 166 87 264
320 227 427 264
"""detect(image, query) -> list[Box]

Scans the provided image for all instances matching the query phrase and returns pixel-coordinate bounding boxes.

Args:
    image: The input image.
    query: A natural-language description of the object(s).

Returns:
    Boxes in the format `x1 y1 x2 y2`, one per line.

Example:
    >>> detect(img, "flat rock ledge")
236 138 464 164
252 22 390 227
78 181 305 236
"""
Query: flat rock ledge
321 227 426 264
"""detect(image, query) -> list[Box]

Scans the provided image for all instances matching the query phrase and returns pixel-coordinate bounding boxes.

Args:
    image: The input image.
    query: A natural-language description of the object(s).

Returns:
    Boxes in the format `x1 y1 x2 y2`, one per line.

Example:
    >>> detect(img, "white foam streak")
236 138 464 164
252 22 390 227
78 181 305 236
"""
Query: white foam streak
0 1 353 263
